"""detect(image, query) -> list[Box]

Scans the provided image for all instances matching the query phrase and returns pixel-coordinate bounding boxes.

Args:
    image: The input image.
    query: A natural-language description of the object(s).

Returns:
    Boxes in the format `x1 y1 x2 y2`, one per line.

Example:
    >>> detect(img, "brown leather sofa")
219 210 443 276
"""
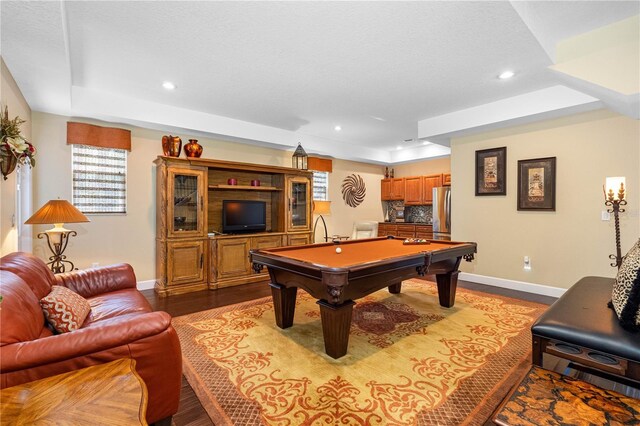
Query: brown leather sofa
0 252 182 424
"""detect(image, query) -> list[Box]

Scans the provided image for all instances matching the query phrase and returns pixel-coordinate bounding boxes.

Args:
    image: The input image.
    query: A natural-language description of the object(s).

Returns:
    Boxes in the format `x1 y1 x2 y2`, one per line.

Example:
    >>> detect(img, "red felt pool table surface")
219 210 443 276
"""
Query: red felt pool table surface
258 237 462 268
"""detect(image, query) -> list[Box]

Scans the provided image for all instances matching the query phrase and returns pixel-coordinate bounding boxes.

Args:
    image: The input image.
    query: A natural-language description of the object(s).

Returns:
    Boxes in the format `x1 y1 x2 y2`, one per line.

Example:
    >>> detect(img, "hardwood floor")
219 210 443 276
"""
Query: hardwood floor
143 277 556 425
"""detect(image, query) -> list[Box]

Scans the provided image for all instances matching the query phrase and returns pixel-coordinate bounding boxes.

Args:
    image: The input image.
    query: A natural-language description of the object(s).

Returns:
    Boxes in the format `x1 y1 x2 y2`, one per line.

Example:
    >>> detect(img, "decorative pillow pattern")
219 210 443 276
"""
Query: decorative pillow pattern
610 238 640 332
40 285 91 333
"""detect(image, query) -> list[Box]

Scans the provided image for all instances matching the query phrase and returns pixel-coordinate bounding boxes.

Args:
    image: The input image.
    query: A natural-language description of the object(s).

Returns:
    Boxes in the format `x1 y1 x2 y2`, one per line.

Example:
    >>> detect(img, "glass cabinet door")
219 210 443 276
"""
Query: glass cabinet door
287 176 310 231
168 168 205 238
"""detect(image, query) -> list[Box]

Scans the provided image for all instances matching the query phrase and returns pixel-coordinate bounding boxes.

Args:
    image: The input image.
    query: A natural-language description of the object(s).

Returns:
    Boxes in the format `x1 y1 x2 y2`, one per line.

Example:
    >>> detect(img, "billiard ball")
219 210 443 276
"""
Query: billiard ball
335 247 342 254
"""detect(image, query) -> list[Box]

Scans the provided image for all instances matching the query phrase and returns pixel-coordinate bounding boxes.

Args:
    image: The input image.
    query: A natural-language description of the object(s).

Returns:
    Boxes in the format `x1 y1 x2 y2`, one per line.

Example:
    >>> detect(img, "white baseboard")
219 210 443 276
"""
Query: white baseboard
459 272 567 298
137 279 156 291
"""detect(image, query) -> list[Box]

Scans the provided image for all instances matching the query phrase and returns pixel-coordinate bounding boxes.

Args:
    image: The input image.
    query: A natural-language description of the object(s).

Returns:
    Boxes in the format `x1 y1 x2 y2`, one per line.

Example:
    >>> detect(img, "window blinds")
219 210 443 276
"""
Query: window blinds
72 145 127 214
313 171 329 201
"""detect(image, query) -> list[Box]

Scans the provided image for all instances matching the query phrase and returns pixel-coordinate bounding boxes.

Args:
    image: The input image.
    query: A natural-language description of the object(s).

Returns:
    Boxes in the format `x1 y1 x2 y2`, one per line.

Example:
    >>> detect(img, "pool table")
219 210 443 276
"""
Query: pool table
250 236 477 358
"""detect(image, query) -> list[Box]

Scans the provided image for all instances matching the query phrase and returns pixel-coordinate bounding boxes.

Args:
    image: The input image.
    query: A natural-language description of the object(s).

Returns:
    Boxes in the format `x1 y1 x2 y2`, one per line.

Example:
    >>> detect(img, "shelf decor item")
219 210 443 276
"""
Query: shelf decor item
227 178 237 185
250 179 260 187
184 139 203 158
1 106 36 180
604 176 627 268
161 135 182 157
476 147 506 196
24 199 90 273
517 157 556 211
292 142 308 170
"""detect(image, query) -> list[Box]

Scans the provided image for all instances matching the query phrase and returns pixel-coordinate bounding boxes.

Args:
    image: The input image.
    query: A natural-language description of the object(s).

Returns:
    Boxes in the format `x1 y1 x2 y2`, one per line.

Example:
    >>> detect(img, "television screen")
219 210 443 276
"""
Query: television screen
222 200 267 233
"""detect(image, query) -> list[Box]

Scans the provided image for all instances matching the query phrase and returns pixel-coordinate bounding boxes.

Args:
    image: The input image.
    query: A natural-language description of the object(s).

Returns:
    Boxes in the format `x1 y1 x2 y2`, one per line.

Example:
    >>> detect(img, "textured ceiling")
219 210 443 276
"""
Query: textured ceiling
1 1 638 163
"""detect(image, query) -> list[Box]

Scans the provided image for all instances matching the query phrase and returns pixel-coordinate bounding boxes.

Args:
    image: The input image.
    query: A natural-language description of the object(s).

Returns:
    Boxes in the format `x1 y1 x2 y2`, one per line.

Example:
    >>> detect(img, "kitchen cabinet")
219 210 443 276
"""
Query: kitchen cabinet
443 173 451 186
404 177 423 205
422 174 443 204
381 178 405 201
378 223 432 239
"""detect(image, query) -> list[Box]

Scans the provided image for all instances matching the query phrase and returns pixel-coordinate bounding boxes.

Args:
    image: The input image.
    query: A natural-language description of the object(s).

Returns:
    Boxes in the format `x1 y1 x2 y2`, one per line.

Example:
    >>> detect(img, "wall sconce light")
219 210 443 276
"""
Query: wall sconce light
604 177 627 268
25 199 90 273
292 142 308 170
312 200 331 242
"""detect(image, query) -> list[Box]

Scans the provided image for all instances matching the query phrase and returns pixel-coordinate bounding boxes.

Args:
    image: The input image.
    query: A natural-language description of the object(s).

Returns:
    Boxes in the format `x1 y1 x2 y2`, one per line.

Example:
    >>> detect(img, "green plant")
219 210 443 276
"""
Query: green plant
1 105 35 168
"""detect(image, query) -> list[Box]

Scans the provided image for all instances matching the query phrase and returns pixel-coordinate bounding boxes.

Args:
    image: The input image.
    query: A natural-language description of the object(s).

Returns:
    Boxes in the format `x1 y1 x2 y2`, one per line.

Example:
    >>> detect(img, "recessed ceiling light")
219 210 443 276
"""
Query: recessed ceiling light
396 146 403 150
162 81 176 90
334 125 342 132
371 116 386 122
498 71 515 80
422 141 431 145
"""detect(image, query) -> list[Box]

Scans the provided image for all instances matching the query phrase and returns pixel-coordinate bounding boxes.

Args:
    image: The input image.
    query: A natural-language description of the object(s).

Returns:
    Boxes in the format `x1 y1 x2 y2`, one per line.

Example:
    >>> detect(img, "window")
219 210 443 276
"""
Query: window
313 171 329 201
72 144 127 214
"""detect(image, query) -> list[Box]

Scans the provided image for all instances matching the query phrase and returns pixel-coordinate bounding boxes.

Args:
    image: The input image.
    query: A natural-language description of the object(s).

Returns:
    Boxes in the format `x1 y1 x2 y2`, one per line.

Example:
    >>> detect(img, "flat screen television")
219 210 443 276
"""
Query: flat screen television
222 200 267 233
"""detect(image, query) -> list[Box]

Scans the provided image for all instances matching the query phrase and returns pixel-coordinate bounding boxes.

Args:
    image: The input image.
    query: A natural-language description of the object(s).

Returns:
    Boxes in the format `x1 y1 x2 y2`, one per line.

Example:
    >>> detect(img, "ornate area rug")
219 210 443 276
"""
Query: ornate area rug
172 280 546 425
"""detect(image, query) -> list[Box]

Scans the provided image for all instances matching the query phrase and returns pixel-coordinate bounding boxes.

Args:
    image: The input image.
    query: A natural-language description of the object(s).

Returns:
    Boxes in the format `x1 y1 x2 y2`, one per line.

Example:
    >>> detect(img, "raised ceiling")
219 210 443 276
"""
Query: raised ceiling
1 1 638 164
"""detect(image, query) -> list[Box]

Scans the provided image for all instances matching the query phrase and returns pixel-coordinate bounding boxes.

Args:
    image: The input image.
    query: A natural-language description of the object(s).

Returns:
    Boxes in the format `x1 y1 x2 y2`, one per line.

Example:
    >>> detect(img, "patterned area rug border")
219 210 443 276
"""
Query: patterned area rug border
173 280 547 426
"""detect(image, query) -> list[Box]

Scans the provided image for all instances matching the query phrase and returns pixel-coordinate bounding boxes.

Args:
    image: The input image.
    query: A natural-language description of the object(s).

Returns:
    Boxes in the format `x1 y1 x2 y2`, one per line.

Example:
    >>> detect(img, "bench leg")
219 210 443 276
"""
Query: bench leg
532 335 545 367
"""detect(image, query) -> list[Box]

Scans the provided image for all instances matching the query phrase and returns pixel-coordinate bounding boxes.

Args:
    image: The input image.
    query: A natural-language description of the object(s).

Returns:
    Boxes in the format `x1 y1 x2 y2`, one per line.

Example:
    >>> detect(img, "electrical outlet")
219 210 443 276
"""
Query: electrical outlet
523 256 531 271
601 210 611 221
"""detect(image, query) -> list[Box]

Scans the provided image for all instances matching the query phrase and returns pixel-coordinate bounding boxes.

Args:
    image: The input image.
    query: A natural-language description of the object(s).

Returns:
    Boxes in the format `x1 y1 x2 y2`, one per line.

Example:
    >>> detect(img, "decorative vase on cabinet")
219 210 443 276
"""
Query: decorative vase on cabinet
184 139 203 158
162 135 182 157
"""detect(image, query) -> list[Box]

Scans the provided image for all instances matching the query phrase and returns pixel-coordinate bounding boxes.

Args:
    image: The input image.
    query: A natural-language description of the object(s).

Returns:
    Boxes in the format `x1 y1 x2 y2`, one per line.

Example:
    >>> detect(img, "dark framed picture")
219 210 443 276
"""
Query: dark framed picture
476 147 506 196
517 157 556 211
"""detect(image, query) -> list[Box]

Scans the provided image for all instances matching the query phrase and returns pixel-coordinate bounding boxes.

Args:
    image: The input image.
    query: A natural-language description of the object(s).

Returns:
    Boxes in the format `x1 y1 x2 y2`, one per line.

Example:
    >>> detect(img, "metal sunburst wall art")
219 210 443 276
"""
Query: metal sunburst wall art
341 174 366 208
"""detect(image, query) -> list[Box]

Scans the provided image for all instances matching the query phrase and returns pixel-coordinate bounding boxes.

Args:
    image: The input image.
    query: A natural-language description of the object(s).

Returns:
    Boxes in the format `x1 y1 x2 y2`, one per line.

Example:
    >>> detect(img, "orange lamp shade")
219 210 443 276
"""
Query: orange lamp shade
25 200 90 225
313 200 331 215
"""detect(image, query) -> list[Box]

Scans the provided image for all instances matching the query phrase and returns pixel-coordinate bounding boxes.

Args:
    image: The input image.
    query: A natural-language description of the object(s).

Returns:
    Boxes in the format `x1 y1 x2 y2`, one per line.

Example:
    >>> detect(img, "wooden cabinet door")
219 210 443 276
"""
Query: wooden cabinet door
167 240 205 286
378 224 397 236
216 238 251 279
404 177 423 205
286 176 312 232
252 235 282 250
288 233 311 246
167 167 206 239
415 225 433 239
390 178 405 200
443 173 451 186
381 179 392 200
422 174 443 204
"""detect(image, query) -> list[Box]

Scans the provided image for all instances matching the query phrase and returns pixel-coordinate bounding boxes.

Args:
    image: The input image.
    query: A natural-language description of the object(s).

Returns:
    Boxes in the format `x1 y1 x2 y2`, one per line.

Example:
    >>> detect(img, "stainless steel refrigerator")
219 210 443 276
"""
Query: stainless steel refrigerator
432 187 451 240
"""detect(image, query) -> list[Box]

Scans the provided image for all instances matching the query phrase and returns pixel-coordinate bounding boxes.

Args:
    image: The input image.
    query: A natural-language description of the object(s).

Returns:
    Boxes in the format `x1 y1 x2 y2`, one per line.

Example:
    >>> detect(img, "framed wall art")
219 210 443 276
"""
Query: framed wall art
475 147 506 196
517 157 556 211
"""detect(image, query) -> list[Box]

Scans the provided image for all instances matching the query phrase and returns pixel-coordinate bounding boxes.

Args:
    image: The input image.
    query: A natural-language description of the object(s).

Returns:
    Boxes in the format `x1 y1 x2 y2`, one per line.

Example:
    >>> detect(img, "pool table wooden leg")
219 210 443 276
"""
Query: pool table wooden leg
435 270 459 308
317 300 355 359
388 282 402 294
270 283 298 329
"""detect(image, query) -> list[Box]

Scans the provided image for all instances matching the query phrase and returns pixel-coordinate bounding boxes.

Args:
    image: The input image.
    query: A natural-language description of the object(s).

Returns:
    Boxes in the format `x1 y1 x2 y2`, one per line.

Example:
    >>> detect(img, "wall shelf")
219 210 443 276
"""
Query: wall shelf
208 184 282 191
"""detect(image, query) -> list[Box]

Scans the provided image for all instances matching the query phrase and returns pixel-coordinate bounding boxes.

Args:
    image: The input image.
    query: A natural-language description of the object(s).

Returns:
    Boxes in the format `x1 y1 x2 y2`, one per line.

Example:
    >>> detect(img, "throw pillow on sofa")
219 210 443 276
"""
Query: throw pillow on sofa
40 285 91 333
610 238 640 332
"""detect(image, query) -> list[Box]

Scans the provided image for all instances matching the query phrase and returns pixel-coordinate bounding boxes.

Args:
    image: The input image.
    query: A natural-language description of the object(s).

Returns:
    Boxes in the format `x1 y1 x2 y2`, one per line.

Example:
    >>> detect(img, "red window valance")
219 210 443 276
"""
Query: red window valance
67 122 131 151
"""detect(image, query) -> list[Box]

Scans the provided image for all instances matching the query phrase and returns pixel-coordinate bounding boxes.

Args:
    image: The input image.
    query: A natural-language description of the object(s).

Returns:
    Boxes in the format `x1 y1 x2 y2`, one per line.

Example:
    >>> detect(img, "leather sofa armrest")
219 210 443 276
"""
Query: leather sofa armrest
0 311 172 373
55 263 137 298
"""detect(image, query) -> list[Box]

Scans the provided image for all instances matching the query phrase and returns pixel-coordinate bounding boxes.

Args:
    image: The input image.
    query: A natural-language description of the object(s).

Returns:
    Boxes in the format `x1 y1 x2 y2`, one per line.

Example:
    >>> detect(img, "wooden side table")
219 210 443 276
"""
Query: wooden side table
1 358 148 425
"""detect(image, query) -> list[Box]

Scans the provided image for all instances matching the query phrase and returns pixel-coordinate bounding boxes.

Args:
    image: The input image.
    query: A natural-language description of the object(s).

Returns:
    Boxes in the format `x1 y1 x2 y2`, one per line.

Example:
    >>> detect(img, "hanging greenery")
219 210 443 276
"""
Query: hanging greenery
0 106 35 180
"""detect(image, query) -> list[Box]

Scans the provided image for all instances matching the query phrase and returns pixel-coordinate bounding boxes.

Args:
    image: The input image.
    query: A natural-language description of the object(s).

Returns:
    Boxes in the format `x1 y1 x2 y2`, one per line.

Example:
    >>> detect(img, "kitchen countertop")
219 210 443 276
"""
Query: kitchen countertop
380 222 433 225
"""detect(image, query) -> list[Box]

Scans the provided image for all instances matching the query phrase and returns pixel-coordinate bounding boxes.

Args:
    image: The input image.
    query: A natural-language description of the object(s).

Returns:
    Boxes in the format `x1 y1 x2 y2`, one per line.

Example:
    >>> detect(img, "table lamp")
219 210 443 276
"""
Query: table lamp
604 177 627 268
313 200 331 243
25 199 90 273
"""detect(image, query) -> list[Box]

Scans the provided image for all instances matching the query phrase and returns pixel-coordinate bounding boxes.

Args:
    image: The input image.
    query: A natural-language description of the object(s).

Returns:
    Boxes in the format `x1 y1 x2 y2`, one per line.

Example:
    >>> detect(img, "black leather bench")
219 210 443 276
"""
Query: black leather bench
531 276 640 384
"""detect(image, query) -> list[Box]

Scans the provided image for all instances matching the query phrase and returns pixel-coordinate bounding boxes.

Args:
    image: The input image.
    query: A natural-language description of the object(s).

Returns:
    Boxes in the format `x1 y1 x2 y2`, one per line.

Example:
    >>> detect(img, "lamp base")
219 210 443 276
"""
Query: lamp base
38 230 78 274
313 215 329 243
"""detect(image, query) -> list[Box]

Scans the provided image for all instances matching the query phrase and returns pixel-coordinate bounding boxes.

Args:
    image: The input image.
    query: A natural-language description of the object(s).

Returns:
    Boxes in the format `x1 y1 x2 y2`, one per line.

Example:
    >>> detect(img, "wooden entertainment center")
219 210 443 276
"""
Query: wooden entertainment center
155 156 313 296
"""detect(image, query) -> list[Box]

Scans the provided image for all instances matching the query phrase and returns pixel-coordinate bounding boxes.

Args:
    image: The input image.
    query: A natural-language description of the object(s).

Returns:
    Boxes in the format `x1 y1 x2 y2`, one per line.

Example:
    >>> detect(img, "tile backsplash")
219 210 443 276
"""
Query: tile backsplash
384 201 432 224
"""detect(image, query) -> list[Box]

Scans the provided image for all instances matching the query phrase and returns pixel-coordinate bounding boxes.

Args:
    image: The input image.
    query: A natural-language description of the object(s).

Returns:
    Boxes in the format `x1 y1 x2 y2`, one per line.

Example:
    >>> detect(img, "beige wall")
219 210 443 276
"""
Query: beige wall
315 159 385 241
32 112 294 281
32 112 384 280
1 58 31 255
392 156 451 178
452 110 640 289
